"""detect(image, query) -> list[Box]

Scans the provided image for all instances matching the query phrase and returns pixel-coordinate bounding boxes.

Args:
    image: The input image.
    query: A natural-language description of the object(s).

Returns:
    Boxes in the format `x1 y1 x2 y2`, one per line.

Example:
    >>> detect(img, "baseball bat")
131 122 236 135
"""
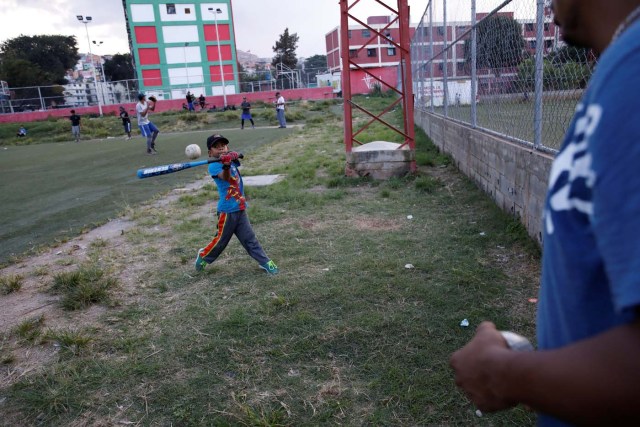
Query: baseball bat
136 153 243 179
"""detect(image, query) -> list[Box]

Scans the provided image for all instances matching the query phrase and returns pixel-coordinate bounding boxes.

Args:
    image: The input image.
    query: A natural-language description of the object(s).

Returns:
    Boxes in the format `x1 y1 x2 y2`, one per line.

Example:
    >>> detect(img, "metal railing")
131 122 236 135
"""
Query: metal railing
0 67 331 114
410 0 594 152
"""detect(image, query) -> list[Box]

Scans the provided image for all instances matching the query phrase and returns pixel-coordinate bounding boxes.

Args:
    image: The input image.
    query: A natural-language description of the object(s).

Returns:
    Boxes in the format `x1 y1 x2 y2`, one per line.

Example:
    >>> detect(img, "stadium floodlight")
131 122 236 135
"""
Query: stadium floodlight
76 14 103 116
208 7 227 107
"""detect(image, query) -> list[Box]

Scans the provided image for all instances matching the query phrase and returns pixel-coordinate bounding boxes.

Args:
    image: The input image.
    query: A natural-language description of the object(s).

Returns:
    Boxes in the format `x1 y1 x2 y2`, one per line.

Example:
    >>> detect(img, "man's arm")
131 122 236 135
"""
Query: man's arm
450 319 640 425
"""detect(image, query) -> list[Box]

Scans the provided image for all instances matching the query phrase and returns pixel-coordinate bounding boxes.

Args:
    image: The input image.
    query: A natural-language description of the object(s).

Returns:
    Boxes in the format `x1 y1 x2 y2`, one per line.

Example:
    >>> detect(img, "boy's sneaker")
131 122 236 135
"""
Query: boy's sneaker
260 260 279 275
195 248 207 271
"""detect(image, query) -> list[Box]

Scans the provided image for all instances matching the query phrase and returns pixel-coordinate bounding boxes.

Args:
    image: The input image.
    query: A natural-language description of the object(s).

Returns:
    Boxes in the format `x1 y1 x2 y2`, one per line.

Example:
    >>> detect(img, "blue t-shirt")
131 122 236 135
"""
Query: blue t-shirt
537 22 640 427
208 160 246 213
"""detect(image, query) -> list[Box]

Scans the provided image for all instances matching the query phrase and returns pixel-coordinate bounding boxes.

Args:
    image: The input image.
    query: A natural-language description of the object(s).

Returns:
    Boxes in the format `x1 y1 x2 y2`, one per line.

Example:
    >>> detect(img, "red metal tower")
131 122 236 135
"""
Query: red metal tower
339 0 416 172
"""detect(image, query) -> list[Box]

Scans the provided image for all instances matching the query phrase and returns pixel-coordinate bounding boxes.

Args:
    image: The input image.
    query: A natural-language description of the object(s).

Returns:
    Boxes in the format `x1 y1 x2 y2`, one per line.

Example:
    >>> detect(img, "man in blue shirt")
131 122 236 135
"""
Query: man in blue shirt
450 1 640 425
195 134 279 275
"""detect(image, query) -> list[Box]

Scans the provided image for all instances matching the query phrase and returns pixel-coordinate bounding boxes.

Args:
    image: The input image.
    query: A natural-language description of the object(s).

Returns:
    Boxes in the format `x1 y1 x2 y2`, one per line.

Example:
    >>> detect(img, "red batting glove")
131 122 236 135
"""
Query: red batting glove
226 151 240 161
220 154 232 164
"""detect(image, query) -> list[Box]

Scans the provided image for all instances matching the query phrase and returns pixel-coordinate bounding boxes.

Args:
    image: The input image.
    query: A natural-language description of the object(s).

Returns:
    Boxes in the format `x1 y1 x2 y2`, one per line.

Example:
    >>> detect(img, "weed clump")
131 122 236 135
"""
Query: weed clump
0 274 23 295
15 315 46 342
51 266 117 310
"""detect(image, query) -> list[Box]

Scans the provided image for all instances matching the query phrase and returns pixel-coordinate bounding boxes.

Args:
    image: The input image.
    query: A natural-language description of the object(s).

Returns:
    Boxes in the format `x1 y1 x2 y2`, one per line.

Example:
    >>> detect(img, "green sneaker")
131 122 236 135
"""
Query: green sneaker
195 248 207 271
260 260 279 275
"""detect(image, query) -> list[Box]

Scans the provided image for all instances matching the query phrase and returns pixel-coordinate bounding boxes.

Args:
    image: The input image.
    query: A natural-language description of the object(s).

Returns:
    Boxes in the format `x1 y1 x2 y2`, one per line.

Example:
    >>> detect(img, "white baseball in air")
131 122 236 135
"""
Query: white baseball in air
185 144 201 160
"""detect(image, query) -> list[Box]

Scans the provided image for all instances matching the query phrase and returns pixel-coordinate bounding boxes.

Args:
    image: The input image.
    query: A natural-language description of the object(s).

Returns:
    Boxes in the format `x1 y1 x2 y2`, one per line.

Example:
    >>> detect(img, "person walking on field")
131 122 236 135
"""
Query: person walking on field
450 1 640 426
240 96 255 129
119 106 132 140
136 94 159 155
186 91 195 112
275 91 286 128
194 134 279 275
69 110 81 142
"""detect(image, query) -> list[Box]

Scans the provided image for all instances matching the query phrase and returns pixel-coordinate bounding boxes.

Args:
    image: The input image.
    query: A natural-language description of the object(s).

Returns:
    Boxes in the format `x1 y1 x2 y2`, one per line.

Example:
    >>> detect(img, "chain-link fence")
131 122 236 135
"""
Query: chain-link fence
411 0 595 152
0 67 330 114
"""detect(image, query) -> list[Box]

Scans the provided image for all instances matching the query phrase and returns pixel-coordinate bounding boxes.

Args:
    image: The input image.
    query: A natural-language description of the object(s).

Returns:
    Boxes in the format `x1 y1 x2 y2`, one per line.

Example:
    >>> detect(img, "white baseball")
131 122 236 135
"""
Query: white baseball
185 144 202 160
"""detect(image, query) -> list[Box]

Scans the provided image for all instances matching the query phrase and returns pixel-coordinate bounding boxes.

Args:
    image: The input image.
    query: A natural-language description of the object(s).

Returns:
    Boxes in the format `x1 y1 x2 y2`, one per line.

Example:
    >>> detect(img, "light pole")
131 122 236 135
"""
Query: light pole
184 42 190 90
92 40 108 105
208 7 227 108
76 15 103 116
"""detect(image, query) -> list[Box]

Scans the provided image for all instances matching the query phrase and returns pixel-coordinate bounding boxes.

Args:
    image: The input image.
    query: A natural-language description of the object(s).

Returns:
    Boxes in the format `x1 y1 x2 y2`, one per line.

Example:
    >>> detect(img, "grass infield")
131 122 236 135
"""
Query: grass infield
0 127 295 264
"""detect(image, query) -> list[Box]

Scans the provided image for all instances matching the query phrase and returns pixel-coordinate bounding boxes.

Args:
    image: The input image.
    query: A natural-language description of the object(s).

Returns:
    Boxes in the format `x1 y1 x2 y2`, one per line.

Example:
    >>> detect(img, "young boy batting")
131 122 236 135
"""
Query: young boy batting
195 134 279 275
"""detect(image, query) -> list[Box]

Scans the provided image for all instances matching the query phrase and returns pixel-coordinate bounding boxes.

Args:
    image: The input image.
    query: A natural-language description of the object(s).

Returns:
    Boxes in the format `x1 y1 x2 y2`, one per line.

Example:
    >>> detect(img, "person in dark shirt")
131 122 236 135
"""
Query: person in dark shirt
186 91 195 112
240 97 255 129
198 94 206 110
69 110 81 142
119 106 132 140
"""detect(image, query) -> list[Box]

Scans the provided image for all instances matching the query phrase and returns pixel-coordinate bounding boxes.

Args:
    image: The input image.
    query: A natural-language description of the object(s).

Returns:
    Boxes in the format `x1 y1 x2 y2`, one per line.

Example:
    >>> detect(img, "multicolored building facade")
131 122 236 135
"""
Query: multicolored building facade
122 0 239 101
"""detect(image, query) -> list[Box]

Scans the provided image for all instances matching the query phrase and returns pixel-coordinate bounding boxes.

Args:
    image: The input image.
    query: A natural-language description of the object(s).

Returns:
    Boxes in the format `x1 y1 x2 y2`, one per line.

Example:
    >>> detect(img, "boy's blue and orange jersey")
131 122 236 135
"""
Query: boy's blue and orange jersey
208 160 246 213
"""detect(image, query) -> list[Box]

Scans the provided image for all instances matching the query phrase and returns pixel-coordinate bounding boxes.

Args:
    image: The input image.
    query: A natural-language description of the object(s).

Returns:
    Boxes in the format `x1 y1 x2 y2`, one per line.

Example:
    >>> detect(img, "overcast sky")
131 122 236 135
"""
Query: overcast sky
0 0 525 59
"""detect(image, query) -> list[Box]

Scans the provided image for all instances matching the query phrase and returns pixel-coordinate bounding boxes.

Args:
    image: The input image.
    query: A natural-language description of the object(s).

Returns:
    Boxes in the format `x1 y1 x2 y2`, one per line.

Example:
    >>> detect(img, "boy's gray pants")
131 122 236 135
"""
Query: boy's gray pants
199 210 269 265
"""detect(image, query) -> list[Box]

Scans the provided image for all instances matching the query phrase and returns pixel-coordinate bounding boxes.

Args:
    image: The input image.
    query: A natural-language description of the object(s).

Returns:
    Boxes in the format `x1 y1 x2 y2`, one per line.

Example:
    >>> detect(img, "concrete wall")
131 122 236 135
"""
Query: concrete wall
415 111 554 244
0 87 335 124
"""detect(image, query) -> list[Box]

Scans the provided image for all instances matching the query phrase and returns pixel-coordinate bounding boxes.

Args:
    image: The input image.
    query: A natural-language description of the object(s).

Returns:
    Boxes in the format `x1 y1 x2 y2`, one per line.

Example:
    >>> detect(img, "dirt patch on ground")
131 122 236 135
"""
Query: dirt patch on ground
352 218 402 231
0 179 212 390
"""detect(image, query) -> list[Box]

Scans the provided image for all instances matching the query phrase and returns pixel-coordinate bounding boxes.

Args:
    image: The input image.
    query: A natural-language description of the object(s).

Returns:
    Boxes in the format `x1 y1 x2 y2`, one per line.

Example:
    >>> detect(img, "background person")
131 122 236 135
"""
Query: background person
194 134 279 275
275 91 286 128
69 110 81 142
198 94 206 110
16 126 27 137
240 96 255 129
136 94 159 155
186 91 195 112
450 1 640 425
118 106 132 140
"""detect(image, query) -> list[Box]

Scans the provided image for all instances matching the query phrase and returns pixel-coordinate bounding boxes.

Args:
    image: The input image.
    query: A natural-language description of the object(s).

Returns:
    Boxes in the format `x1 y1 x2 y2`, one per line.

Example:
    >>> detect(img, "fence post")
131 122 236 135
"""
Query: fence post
429 0 434 113
534 0 545 149
37 86 45 111
443 0 448 118
125 80 131 103
471 0 477 128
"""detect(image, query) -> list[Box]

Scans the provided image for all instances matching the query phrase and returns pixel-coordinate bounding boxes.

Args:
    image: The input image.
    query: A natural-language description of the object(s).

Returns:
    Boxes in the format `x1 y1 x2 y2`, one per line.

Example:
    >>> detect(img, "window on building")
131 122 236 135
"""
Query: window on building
438 63 444 71
362 29 371 38
185 7 191 14
166 3 176 14
387 47 396 56
544 22 550 31
457 62 466 72
545 39 554 49
348 30 352 38
349 49 358 58
420 27 430 38
367 48 377 57
525 23 534 32
437 26 445 36
529 40 536 49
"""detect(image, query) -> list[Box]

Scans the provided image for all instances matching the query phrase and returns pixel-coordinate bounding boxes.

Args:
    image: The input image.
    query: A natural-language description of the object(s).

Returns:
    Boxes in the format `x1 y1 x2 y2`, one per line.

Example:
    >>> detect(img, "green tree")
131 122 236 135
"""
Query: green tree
272 28 299 89
298 54 327 87
517 57 591 91
0 35 78 85
103 53 135 81
547 46 592 65
464 15 525 76
0 35 77 107
303 54 327 72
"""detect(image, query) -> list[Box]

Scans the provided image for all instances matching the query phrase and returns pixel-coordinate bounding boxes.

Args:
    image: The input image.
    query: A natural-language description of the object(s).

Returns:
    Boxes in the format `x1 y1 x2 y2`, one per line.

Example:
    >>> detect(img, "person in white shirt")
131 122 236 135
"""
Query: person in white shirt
136 93 159 154
275 92 286 128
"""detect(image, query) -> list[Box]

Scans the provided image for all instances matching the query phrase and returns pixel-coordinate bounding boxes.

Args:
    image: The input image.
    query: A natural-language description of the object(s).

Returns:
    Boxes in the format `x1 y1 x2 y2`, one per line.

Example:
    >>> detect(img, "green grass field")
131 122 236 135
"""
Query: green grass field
0 97 541 425
0 127 295 264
